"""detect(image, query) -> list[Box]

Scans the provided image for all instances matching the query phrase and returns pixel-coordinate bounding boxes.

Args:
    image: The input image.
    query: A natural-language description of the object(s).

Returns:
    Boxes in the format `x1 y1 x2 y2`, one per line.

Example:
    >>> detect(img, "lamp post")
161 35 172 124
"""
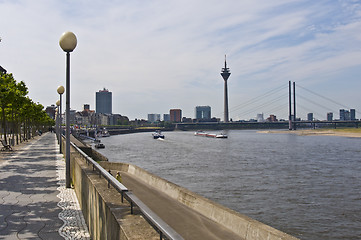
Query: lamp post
59 31 77 188
57 85 65 153
55 107 59 141
56 100 61 144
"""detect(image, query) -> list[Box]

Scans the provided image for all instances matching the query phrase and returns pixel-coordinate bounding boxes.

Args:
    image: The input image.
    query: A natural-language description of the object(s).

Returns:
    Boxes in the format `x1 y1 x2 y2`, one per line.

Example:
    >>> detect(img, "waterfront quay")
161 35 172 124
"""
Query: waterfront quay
1 132 299 240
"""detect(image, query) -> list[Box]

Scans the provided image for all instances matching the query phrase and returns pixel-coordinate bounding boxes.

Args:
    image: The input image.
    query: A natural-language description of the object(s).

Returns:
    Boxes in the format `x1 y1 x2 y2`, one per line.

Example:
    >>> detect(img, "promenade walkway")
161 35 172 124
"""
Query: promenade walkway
0 132 90 240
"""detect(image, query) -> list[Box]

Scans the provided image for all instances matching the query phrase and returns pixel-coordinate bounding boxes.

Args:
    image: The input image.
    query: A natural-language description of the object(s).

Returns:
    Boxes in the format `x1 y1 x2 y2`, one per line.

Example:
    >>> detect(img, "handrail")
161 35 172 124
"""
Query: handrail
69 141 184 240
125 192 184 240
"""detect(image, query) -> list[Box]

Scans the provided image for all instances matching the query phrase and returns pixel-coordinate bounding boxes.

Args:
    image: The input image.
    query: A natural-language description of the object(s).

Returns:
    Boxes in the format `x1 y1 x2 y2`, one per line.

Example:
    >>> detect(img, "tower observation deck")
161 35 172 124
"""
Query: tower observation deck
221 55 231 122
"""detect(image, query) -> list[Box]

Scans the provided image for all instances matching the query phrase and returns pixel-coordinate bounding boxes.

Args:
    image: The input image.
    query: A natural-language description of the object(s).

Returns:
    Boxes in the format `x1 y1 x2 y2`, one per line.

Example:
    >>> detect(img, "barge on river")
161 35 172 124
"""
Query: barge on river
194 131 228 138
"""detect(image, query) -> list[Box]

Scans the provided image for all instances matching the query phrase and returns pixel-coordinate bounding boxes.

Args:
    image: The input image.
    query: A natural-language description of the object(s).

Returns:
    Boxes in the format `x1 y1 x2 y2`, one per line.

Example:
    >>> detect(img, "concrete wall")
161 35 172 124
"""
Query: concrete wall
61 138 159 240
100 161 299 240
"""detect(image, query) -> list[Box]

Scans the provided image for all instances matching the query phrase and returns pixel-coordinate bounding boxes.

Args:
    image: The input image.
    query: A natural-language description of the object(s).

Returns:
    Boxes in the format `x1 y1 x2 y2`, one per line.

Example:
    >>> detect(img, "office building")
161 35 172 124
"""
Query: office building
195 106 211 121
148 114 160 123
170 109 182 122
351 109 356 120
256 113 264 122
340 109 356 121
307 113 313 121
327 112 333 121
96 88 112 114
340 109 344 120
163 114 170 122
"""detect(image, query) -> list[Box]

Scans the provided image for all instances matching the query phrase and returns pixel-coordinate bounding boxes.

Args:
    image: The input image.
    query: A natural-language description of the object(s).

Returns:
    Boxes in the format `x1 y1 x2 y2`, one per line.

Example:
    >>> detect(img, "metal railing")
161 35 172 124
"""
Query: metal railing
70 142 184 240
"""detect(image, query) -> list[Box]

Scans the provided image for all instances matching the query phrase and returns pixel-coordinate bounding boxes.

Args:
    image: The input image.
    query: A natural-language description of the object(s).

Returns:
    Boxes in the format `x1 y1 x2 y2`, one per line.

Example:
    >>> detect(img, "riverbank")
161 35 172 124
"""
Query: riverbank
259 128 361 138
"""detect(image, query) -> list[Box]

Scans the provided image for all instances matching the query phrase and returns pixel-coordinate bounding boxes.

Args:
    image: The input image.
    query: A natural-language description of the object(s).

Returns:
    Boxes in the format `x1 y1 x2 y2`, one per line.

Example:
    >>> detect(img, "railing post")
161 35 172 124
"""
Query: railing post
108 170 111 188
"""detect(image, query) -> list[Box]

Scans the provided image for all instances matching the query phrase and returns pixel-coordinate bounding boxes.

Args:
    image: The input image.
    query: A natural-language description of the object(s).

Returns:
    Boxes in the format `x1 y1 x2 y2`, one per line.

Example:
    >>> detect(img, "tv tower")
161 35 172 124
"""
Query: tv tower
221 55 231 122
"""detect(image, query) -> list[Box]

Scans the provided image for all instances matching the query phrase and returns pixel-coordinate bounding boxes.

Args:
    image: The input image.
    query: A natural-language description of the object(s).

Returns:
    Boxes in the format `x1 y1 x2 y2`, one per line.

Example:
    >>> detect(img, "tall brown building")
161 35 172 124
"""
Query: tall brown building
170 109 182 122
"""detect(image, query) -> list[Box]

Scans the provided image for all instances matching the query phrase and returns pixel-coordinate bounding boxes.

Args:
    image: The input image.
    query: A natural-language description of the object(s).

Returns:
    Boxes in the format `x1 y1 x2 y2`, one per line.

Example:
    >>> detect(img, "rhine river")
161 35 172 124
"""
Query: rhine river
96 130 361 240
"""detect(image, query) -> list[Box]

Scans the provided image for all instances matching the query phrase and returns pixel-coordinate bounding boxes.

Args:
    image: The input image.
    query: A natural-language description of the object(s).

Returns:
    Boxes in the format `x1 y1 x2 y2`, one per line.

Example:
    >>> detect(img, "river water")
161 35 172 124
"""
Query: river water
96 130 361 240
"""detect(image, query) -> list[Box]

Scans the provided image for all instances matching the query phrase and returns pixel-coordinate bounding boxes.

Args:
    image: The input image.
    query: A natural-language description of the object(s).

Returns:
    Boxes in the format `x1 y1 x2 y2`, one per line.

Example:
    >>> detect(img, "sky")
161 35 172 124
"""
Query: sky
1 0 361 121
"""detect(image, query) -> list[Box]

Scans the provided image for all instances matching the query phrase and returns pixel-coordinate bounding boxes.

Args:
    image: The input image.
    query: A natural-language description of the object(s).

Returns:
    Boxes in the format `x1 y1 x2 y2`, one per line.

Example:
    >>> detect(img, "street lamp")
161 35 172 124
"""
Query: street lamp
59 31 77 188
57 85 65 154
56 99 61 144
55 107 59 141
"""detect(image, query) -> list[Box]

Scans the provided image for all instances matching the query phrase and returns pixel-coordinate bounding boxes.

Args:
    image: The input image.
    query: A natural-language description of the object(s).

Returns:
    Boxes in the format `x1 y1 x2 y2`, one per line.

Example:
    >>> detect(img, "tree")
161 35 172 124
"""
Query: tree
0 73 17 144
0 72 53 145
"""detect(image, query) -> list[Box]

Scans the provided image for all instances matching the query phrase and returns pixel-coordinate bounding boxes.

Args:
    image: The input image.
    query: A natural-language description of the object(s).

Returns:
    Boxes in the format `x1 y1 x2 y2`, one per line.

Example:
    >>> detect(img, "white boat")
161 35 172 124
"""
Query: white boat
152 130 165 139
96 128 110 137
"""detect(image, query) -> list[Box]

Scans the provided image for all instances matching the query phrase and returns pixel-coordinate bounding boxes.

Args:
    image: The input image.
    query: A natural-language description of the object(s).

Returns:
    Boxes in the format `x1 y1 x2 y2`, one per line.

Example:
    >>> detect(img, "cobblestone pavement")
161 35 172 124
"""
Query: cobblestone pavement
0 132 90 240
56 150 90 240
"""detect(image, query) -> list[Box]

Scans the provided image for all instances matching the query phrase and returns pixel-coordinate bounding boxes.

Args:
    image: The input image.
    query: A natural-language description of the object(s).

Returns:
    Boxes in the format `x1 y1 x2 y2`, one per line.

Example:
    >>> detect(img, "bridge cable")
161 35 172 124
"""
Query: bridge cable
225 84 288 119
297 84 351 109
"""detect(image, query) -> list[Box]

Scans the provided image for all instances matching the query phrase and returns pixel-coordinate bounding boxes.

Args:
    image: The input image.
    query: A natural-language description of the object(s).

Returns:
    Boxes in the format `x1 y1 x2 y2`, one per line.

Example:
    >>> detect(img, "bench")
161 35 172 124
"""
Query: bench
1 140 13 151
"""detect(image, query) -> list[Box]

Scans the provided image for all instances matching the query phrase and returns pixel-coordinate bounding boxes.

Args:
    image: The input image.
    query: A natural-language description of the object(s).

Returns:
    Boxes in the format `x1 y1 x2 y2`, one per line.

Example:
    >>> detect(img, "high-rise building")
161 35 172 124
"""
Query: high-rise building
340 109 346 120
327 112 333 121
195 106 211 120
147 114 160 123
96 88 112 114
170 109 182 122
256 113 264 122
340 109 356 120
307 113 313 121
163 114 170 122
350 109 356 120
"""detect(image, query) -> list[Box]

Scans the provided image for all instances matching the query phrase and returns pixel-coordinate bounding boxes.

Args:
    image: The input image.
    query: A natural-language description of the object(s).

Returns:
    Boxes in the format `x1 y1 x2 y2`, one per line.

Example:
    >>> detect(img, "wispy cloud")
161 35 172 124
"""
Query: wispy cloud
1 0 361 120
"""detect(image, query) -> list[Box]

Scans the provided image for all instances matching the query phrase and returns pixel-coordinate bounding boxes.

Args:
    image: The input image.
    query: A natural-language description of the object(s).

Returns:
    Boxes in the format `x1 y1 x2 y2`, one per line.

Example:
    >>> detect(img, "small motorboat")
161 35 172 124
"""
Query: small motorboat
95 143 105 149
152 130 165 139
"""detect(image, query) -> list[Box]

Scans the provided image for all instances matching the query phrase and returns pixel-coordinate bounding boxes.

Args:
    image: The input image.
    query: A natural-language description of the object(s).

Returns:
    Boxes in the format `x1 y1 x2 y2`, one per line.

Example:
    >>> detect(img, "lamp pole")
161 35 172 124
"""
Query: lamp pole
59 31 77 188
56 100 60 143
57 85 65 153
55 106 59 141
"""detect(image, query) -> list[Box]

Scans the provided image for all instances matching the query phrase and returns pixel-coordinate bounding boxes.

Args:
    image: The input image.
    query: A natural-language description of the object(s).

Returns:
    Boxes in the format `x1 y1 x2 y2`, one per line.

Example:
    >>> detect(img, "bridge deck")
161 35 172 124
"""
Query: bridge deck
117 171 242 240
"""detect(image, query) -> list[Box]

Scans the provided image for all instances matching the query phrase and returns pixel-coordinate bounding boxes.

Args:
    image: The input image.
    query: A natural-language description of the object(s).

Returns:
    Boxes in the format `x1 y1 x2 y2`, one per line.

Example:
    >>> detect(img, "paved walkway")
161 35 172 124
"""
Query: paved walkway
0 132 90 240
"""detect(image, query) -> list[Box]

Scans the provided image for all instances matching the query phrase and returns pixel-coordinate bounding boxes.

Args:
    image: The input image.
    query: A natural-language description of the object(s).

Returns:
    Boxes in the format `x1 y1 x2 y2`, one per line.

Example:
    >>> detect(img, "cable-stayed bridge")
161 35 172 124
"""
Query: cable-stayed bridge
176 82 360 130
227 82 357 122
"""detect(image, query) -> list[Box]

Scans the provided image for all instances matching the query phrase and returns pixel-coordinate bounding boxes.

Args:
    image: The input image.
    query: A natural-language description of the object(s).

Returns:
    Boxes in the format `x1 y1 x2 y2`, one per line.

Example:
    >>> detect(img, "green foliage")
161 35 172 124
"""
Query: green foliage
0 72 52 144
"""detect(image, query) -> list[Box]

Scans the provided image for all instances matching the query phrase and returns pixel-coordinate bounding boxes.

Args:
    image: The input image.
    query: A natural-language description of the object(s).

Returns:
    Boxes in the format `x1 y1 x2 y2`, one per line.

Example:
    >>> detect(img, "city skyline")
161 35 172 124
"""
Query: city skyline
1 1 361 120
